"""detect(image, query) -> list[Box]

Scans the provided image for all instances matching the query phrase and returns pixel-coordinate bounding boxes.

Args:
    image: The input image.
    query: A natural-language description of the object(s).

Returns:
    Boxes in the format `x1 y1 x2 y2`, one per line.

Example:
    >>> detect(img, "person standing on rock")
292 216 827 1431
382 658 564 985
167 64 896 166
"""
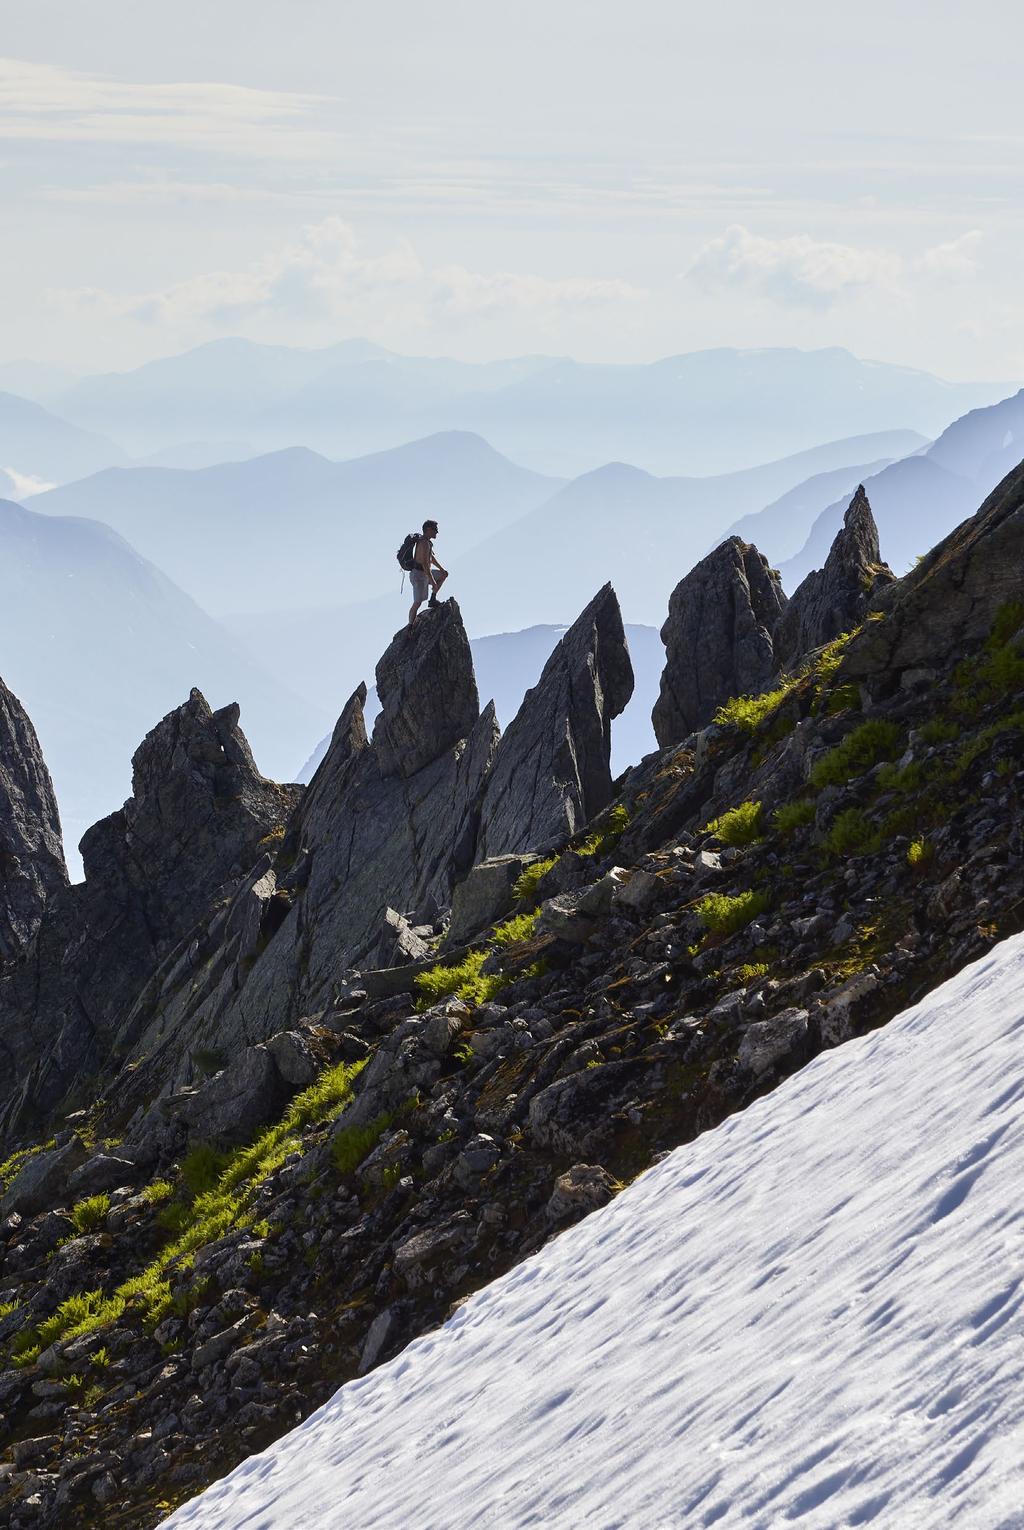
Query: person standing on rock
408 518 448 627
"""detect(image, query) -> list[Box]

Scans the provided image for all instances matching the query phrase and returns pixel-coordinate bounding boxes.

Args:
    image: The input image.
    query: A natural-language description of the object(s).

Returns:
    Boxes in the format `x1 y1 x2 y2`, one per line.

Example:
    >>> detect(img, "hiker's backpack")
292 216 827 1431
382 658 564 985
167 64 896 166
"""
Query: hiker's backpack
396 532 419 572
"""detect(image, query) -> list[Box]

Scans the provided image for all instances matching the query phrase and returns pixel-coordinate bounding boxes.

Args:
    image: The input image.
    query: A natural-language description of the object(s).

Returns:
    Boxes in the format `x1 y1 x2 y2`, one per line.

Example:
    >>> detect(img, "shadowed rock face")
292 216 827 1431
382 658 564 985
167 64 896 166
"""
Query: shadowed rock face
0 677 67 964
652 538 787 747
773 487 894 672
373 607 480 779
842 457 1024 687
0 689 299 1132
104 605 500 1120
477 584 634 858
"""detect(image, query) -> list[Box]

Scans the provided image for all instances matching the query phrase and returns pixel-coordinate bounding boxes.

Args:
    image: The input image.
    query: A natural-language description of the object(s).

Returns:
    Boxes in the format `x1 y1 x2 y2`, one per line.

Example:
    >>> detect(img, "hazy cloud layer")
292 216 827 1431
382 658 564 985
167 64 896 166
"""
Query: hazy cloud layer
686 225 984 310
0 55 334 157
52 217 646 331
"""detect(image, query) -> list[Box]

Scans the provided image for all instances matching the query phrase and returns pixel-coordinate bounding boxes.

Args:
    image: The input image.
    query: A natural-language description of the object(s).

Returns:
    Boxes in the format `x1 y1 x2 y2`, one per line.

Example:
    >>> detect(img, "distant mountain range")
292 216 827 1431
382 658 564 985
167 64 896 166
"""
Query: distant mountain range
0 498 327 875
33 426 919 645
774 389 1024 587
52 338 1016 477
0 390 126 484
30 432 563 616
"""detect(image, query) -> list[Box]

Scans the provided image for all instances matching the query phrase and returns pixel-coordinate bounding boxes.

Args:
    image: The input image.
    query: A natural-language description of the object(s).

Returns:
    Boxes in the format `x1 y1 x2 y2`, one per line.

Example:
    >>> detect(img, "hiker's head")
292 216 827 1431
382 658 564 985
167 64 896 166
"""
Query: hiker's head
423 519 439 538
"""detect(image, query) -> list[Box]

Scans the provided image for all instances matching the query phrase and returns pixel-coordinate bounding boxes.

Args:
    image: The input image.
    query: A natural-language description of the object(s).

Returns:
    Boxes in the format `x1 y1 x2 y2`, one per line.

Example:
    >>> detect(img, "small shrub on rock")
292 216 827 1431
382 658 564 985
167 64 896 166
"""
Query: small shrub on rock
694 889 769 937
492 910 541 946
810 719 902 789
824 808 880 857
512 855 558 903
332 1113 394 1176
415 950 506 1008
702 800 763 847
70 1193 110 1235
772 799 815 835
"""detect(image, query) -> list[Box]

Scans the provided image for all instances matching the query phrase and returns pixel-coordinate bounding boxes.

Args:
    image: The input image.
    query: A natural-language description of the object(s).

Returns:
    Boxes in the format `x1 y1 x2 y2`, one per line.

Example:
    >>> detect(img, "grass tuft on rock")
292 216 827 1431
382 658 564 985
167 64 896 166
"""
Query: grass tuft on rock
809 719 902 789
512 856 558 904
69 1193 110 1235
772 799 816 835
824 808 880 857
415 950 506 1009
694 889 768 937
702 800 763 847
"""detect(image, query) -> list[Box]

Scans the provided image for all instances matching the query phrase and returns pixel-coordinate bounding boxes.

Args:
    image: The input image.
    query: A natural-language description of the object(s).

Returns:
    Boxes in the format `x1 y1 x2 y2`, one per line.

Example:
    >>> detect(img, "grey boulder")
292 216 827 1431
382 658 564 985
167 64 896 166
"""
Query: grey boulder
653 537 787 747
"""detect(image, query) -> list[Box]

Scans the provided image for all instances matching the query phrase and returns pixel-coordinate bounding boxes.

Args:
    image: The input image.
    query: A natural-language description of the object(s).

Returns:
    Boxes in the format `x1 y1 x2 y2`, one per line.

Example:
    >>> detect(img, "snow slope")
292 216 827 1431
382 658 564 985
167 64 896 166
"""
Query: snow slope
166 934 1024 1530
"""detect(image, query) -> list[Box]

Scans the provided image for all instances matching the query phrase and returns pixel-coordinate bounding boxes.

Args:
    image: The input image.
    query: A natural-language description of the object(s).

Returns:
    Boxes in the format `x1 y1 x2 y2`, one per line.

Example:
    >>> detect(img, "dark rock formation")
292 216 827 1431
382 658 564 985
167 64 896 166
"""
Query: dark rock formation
773 487 894 671
842 457 1024 687
372 610 481 778
0 689 298 1131
476 585 634 858
652 538 787 747
0 677 67 963
104 605 500 1123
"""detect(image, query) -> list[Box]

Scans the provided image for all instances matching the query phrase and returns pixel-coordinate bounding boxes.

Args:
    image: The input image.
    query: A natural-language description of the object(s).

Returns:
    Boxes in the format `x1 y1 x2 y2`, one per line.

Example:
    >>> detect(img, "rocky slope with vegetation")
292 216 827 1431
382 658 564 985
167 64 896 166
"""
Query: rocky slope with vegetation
0 464 1022 1527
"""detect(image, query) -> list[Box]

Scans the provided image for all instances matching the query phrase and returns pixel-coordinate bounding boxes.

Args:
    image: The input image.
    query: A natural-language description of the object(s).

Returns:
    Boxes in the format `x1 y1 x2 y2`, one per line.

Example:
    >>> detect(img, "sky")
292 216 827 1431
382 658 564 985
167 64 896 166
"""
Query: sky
2 0 1023 377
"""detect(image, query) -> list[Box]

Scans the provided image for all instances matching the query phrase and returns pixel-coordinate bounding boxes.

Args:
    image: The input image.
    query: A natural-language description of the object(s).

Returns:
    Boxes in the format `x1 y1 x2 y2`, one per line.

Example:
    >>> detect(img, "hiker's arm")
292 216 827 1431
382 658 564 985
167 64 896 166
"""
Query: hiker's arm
430 550 447 575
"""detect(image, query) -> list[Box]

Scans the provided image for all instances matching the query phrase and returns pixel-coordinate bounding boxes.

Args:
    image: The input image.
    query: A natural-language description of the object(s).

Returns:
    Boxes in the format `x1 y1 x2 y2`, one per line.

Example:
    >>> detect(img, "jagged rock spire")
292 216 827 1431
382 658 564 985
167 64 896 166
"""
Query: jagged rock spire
652 538 786 748
773 487 894 671
843 456 1024 683
0 689 300 1130
0 676 67 963
476 584 634 858
373 602 481 779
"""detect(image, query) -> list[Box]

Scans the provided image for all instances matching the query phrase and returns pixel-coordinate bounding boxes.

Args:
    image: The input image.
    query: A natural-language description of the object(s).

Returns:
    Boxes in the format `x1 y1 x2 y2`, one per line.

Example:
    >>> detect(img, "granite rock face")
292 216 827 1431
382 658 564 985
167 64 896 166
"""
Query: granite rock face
0 689 298 1132
652 539 787 747
773 487 894 671
476 584 634 858
0 677 67 964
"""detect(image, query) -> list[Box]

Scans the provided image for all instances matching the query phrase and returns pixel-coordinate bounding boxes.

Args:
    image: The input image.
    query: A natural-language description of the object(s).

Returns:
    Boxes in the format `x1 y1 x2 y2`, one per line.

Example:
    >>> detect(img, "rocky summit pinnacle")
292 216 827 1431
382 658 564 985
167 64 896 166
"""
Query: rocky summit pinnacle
773 486 894 672
372 602 481 779
477 583 635 858
652 537 787 747
0 676 67 964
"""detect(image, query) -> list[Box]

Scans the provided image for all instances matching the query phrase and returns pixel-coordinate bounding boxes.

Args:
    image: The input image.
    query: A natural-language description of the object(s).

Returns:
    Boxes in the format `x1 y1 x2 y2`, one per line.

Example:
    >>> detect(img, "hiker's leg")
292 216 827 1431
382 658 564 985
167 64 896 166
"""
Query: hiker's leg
428 569 448 606
408 571 428 626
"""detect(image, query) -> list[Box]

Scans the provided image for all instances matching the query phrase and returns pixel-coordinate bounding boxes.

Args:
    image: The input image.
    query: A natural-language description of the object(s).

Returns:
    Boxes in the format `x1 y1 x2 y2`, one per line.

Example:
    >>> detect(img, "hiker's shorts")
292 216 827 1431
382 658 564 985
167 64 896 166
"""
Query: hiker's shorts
411 570 430 602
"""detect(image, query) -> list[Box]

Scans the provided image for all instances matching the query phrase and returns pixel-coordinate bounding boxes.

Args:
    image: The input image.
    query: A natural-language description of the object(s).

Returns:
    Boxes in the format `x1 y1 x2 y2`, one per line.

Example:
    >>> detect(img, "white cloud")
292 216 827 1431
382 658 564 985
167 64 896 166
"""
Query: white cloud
685 225 901 309
51 217 647 332
0 56 334 157
917 230 984 277
1 466 56 499
685 225 984 309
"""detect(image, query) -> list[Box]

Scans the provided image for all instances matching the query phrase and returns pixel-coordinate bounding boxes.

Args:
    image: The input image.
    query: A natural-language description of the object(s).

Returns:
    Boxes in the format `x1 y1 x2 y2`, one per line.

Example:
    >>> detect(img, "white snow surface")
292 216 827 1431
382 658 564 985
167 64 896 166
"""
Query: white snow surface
166 934 1024 1530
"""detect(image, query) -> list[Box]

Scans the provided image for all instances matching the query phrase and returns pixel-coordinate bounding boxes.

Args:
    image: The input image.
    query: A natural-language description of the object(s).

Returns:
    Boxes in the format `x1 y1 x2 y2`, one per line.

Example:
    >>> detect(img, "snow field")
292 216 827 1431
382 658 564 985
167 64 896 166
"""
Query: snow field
166 933 1024 1529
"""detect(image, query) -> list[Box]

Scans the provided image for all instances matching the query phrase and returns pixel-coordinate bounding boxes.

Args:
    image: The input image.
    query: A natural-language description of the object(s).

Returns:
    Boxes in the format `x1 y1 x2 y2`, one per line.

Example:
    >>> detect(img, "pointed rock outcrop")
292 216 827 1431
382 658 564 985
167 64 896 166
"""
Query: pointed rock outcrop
652 539 787 747
841 457 1024 686
372 608 480 778
0 676 67 963
476 585 634 858
772 487 894 671
0 689 298 1130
